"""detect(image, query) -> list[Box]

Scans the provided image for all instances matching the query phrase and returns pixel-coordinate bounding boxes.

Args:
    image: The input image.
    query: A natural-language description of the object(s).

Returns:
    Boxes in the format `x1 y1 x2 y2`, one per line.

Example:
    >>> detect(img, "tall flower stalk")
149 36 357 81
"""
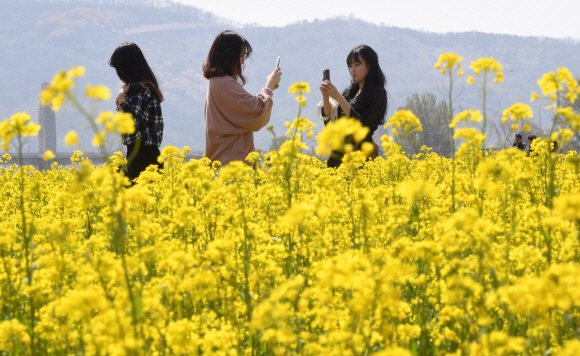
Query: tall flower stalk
435 53 463 210
466 57 504 158
532 68 580 208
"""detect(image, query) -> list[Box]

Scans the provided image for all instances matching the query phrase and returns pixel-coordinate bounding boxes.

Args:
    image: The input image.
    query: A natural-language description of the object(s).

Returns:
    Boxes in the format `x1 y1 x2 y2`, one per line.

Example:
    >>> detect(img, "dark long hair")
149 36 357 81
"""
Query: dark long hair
343 45 388 123
203 30 253 85
109 42 164 101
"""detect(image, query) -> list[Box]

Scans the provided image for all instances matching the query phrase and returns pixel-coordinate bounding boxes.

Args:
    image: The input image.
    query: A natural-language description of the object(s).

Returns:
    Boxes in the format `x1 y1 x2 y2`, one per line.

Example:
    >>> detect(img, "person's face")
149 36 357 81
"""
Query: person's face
515 136 521 144
240 47 246 66
349 56 369 84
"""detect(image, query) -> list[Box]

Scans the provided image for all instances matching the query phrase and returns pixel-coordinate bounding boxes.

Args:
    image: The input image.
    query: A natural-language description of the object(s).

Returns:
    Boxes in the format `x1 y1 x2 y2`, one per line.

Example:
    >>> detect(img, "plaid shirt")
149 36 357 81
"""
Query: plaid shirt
117 83 164 146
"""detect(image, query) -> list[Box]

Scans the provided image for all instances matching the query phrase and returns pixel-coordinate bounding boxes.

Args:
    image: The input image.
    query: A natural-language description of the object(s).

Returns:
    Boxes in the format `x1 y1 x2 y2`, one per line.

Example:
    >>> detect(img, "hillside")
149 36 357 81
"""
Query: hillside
1 0 580 152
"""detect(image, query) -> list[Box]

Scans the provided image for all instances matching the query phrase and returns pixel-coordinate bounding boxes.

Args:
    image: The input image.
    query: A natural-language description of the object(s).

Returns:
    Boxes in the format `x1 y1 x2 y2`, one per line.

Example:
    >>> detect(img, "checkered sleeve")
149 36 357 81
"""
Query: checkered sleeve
119 90 146 145
117 86 163 146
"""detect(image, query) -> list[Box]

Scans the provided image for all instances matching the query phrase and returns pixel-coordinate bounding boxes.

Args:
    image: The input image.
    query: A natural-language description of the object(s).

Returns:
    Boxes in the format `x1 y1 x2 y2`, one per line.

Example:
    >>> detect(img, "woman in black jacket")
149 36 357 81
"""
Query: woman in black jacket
318 45 388 168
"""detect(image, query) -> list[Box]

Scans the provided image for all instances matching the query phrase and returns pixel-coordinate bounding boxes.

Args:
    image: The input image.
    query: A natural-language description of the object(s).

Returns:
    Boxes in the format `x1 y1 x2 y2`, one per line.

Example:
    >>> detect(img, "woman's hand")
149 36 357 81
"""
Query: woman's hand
266 68 282 91
319 80 330 100
321 80 352 118
320 80 341 101
116 83 130 106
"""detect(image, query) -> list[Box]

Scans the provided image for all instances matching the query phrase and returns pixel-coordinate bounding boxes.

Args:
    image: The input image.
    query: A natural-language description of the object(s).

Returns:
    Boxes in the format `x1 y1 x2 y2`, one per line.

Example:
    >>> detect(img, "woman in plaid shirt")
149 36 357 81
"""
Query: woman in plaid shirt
109 42 164 183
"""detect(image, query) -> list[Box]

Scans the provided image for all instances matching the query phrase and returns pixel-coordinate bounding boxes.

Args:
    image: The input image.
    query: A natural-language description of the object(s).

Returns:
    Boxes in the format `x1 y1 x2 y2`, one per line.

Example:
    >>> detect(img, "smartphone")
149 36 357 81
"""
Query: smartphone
323 69 330 81
276 57 280 69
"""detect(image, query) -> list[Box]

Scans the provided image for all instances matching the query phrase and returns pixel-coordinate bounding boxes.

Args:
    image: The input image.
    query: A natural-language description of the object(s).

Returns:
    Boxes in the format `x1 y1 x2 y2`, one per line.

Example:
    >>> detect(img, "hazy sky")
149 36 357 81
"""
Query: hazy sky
175 0 580 39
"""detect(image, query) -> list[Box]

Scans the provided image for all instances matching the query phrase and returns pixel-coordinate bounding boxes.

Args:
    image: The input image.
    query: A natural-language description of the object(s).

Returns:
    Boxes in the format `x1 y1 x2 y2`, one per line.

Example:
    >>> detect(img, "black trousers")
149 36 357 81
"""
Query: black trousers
326 140 379 168
327 155 342 168
125 142 163 182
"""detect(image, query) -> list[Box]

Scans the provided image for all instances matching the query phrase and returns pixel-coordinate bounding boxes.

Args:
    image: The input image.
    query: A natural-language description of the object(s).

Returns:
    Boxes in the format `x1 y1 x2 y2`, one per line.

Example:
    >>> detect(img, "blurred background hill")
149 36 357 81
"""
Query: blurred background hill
2 0 580 152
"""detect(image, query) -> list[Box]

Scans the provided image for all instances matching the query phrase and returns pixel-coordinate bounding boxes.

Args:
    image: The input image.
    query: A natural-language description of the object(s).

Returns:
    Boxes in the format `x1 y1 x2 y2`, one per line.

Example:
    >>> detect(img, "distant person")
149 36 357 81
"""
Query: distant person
527 135 537 156
512 134 526 151
203 30 282 166
109 42 164 183
551 140 559 153
317 45 388 168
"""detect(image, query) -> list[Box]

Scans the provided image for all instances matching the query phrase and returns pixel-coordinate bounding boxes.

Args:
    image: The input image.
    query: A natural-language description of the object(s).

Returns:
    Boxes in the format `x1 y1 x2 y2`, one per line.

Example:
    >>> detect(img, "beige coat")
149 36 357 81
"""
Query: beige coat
204 76 273 165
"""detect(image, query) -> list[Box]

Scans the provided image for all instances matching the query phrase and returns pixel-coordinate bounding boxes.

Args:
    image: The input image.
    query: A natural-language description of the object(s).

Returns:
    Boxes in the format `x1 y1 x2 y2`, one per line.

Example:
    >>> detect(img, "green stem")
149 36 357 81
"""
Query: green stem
546 92 561 209
65 92 110 162
17 133 36 356
481 71 488 159
448 71 456 211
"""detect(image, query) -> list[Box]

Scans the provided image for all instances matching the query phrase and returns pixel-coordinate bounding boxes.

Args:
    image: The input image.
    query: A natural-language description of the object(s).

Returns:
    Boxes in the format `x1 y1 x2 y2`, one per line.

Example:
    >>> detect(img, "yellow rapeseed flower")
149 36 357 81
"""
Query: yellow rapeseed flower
502 103 533 122
288 82 310 94
113 112 135 135
537 68 578 103
450 110 483 128
64 131 79 146
385 110 422 133
9 112 40 136
43 150 55 161
554 193 580 221
0 319 31 350
316 117 369 155
158 145 181 164
40 66 85 112
470 57 503 83
0 113 40 150
92 132 106 147
95 111 135 135
85 84 111 100
454 127 484 140
294 94 307 107
434 53 463 74
96 111 114 124
67 66 85 78
399 179 437 204
0 120 15 151
556 107 580 132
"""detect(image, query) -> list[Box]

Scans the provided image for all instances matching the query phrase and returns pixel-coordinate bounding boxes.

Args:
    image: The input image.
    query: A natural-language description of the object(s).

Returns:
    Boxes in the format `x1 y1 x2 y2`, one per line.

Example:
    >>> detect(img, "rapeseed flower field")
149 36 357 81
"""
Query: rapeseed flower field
1 55 580 356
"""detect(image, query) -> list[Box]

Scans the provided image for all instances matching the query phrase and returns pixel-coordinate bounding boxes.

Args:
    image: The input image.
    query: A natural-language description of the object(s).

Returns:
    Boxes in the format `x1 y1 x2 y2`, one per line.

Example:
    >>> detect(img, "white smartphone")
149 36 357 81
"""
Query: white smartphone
276 57 280 69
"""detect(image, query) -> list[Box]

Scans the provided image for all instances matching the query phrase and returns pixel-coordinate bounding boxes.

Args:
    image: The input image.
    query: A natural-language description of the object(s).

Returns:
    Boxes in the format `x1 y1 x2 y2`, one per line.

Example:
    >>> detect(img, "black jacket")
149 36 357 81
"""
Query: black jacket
512 142 526 151
322 87 387 167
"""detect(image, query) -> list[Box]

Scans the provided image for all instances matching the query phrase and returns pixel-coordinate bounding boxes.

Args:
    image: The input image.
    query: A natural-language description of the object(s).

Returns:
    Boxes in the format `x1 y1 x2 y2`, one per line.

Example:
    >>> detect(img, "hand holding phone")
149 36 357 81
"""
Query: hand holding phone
267 67 282 91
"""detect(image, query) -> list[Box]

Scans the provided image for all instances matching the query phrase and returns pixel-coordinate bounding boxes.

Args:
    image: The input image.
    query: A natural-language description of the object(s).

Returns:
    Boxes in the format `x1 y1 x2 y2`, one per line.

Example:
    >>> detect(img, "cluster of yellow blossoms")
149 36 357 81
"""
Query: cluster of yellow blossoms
0 113 41 151
467 57 504 84
1 57 580 356
534 68 579 105
501 103 534 133
434 53 464 76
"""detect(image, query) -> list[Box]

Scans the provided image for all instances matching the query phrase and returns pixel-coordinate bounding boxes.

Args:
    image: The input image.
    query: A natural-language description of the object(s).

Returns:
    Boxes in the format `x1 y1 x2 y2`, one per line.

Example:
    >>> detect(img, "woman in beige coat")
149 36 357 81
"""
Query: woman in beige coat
203 30 282 166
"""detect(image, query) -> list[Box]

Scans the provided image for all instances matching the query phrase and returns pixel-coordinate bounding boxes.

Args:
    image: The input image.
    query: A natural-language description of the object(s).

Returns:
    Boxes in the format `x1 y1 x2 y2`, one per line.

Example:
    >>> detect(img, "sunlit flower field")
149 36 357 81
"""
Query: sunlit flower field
1 55 580 356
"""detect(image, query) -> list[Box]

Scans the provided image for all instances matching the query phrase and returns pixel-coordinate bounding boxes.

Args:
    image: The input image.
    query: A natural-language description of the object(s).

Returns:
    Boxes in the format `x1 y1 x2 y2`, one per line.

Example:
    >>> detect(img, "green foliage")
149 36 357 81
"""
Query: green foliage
398 93 453 157
269 135 291 152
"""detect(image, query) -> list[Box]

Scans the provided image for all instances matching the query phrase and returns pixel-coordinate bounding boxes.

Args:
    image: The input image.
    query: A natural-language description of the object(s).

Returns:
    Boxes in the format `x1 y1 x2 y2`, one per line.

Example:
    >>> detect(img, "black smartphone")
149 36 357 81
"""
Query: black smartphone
323 69 330 81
